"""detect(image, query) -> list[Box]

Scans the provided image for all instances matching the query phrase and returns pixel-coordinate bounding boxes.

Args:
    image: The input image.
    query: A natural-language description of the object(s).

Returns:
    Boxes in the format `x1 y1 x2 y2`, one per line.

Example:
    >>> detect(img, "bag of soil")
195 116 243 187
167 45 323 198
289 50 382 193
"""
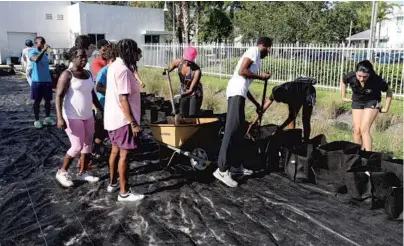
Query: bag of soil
345 151 394 200
284 144 314 183
284 134 326 183
385 186 403 220
346 153 402 210
243 124 279 171
312 141 362 193
380 158 403 184
264 128 303 172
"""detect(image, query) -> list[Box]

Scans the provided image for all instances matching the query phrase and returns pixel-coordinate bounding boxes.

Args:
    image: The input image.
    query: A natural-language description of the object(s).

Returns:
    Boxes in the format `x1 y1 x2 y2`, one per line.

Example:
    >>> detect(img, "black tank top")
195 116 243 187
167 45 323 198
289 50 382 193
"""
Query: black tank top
178 60 203 97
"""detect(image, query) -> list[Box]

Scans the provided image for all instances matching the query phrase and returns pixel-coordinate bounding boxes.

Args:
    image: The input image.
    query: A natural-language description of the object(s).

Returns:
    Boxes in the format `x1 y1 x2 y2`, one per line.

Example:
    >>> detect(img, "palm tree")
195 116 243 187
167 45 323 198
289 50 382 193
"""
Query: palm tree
174 1 182 44
194 1 202 45
181 1 190 44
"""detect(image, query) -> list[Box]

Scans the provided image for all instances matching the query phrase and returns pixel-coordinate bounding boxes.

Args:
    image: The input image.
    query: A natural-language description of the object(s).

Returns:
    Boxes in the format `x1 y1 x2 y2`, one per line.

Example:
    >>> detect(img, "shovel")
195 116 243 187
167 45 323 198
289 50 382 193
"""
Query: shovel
165 72 184 125
246 78 269 137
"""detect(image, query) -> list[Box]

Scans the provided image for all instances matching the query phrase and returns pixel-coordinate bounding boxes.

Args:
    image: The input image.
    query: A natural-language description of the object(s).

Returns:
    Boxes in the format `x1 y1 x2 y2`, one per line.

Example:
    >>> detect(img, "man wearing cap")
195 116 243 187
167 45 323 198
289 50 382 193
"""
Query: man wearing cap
164 46 203 117
250 77 317 141
213 37 273 188
22 39 34 85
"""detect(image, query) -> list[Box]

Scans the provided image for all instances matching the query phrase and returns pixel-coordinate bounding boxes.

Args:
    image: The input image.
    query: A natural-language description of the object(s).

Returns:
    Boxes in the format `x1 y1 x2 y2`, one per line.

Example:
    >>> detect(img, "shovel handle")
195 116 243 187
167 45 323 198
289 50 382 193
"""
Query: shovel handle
165 72 176 115
258 79 269 125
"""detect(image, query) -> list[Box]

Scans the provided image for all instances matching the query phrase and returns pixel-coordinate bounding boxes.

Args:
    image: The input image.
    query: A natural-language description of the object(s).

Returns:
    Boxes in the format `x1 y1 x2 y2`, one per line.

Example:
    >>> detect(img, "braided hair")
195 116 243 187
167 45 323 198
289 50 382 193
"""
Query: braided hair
116 39 138 71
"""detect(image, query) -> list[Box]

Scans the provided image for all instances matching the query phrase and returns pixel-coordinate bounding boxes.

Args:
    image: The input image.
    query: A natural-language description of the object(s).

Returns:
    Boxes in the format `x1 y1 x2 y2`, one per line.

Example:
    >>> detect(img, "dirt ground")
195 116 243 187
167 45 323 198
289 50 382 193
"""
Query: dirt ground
0 75 402 246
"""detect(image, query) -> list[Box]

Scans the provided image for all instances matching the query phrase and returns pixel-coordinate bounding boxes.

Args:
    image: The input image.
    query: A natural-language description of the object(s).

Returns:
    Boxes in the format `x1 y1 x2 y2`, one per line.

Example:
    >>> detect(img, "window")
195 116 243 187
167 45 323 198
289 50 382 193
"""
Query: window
145 35 160 44
45 14 52 20
397 17 404 33
379 40 388 48
57 14 64 20
88 33 106 45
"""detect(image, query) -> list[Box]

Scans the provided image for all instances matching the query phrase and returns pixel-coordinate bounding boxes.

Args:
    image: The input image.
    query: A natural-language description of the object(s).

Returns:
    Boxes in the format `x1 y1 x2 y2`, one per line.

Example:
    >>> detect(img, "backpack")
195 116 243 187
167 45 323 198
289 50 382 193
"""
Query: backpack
294 76 317 85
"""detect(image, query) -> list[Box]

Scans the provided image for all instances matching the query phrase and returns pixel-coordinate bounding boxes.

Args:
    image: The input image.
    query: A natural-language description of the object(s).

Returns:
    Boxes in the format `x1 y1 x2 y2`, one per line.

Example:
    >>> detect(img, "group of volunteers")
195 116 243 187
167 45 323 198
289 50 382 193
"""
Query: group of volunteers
212 37 392 187
24 34 393 199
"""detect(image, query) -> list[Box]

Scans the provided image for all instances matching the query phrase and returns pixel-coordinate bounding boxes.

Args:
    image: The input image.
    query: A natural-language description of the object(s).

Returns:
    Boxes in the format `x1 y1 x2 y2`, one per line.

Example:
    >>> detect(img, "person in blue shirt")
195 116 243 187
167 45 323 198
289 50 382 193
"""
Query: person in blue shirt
92 43 117 159
28 36 56 128
95 65 108 108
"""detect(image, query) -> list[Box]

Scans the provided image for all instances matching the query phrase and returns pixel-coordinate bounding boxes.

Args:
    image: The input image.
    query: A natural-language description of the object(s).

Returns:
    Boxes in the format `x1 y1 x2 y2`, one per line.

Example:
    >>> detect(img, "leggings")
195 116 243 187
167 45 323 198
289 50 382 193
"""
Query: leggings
179 95 203 117
65 117 95 158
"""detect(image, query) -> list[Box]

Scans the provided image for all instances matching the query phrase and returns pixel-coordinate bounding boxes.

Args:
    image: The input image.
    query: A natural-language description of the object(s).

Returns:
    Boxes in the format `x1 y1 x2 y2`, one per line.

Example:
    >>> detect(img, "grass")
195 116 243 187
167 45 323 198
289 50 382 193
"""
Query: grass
139 67 403 158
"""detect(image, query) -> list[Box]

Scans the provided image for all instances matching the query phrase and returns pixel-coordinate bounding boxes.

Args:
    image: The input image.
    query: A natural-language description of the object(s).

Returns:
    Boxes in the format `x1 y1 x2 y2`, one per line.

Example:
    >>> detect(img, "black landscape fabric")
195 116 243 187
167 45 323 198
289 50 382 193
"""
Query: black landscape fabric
0 75 402 246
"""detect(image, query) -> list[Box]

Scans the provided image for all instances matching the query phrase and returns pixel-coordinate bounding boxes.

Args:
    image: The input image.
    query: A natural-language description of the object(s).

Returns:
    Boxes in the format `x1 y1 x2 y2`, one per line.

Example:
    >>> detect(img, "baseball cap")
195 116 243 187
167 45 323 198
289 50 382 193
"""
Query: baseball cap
25 39 34 47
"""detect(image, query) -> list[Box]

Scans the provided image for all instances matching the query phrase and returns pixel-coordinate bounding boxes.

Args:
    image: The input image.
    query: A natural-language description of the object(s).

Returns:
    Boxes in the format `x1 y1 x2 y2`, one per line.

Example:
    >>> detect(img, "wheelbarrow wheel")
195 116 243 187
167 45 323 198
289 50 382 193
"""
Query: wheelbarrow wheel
190 148 210 171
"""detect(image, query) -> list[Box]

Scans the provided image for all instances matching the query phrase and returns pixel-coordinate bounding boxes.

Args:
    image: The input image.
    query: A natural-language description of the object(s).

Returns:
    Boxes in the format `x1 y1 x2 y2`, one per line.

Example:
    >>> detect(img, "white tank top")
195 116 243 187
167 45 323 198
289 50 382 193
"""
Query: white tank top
62 69 94 120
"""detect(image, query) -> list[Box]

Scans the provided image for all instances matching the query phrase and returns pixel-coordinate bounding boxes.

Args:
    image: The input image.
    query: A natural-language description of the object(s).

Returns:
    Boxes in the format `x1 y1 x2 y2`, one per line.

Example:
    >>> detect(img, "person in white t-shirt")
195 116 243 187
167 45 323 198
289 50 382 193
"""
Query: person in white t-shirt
22 39 34 85
213 37 273 188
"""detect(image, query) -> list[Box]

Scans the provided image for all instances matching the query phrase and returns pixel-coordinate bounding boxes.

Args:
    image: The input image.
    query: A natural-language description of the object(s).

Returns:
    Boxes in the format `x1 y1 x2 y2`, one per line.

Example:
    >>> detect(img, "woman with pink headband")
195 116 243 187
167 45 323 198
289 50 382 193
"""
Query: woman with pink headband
164 46 203 117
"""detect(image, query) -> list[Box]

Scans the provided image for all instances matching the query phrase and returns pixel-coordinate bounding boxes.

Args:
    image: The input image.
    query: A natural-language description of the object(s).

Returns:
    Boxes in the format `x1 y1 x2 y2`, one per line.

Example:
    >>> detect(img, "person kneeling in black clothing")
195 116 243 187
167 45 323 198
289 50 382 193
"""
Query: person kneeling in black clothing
250 77 316 141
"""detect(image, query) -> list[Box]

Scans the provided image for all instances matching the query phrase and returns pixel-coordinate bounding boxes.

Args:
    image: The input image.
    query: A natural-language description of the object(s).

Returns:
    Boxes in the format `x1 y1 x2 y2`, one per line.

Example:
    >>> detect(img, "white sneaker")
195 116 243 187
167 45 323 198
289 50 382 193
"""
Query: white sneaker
56 170 74 187
213 169 238 187
230 165 254 176
34 120 43 129
118 191 145 202
78 172 100 183
43 117 56 126
107 183 120 193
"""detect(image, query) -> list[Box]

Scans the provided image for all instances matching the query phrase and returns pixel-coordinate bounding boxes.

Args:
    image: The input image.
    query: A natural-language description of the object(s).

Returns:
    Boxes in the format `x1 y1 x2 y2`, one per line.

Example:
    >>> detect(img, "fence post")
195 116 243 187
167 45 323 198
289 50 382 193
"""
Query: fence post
289 43 293 81
339 42 345 84
219 43 222 80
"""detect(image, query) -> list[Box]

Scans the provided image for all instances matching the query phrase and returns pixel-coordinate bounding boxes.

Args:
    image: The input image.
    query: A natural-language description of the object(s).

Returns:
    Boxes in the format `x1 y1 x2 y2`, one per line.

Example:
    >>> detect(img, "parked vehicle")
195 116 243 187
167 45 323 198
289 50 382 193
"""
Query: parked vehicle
350 52 368 61
376 51 404 64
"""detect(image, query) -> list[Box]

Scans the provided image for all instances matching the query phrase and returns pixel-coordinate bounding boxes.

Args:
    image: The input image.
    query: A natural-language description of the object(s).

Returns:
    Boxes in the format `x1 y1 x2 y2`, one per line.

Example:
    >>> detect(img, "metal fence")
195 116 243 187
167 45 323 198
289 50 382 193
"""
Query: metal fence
139 43 404 97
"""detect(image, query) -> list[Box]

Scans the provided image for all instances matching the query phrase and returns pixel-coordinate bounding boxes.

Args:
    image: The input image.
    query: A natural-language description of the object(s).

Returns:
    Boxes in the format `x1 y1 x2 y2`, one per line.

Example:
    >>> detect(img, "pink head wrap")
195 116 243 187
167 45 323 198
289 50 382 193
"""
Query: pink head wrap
183 46 198 62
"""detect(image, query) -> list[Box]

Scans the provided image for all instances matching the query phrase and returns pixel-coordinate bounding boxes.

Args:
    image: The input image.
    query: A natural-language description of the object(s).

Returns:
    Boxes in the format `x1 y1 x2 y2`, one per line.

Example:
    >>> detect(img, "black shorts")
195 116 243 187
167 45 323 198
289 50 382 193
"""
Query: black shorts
93 111 107 140
352 100 381 110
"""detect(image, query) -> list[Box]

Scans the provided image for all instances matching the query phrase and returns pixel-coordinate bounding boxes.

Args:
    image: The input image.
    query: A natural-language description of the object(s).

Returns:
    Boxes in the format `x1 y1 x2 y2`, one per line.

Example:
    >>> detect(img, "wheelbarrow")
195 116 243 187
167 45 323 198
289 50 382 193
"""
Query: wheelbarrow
149 117 221 171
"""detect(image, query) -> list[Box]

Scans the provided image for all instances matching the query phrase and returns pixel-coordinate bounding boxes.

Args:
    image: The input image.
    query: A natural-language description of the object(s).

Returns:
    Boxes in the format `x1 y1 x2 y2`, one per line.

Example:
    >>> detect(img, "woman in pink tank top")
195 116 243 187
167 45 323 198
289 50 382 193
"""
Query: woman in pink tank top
54 47 104 188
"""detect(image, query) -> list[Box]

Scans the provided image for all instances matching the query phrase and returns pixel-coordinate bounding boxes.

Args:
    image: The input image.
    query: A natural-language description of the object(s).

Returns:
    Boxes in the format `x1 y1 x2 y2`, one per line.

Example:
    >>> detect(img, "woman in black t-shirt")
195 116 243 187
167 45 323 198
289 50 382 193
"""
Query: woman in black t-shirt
340 60 393 151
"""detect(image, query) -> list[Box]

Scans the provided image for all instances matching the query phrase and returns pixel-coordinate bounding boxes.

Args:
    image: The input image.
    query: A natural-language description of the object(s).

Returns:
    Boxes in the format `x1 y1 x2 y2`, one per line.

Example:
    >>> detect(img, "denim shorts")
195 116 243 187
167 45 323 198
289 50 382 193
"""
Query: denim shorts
31 82 53 101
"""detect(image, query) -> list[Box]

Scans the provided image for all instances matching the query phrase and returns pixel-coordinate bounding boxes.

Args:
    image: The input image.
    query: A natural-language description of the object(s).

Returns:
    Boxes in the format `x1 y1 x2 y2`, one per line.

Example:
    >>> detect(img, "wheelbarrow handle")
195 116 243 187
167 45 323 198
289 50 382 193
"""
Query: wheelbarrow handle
165 144 212 166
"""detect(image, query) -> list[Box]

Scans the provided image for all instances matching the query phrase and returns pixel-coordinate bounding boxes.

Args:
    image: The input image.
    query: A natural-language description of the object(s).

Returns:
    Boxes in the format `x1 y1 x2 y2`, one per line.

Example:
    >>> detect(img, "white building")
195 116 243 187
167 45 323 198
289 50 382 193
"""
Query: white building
376 4 404 48
347 4 404 48
0 1 171 63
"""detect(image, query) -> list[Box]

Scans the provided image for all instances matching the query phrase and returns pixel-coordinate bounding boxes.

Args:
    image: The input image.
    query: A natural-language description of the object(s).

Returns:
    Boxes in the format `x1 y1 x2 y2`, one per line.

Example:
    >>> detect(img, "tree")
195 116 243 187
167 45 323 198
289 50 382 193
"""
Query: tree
84 1 129 6
234 2 281 43
181 1 190 44
193 1 202 45
174 1 182 43
233 1 397 44
199 8 233 43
